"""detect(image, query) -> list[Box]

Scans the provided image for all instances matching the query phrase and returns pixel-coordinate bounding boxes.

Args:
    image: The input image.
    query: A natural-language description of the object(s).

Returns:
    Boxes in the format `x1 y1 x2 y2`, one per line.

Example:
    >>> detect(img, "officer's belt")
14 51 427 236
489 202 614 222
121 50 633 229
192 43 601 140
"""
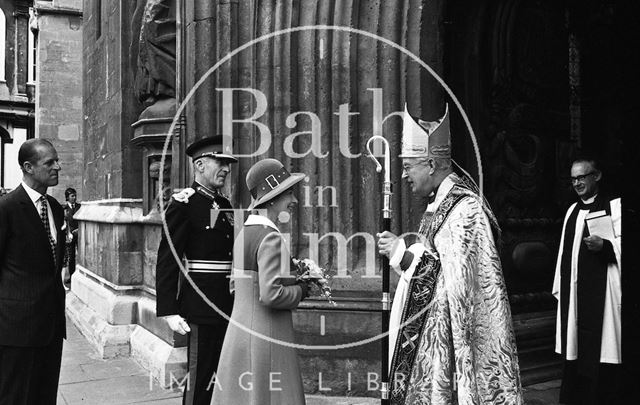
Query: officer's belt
185 260 232 274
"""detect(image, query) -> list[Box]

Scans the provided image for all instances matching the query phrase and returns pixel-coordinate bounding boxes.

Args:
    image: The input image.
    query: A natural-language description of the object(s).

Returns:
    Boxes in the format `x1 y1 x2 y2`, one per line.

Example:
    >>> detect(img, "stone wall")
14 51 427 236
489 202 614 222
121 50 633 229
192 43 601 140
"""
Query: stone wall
35 0 83 201
68 198 189 385
74 198 162 291
82 0 142 201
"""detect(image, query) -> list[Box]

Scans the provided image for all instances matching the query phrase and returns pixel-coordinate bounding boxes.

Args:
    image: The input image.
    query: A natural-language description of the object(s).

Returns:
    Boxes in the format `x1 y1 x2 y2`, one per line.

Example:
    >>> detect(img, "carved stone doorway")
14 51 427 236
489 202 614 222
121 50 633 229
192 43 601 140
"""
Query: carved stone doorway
445 0 574 384
444 0 626 384
447 0 576 312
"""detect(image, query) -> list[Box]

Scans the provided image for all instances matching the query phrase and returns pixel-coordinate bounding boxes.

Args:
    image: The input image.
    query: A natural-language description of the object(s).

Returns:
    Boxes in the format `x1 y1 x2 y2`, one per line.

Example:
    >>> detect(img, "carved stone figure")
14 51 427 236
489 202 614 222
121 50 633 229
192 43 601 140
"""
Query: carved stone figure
133 0 176 117
148 158 172 211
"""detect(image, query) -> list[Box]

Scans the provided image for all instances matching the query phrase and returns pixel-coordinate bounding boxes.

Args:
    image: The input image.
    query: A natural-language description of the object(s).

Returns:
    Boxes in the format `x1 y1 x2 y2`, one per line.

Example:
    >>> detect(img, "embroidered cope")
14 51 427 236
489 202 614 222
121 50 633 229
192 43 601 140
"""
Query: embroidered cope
388 174 522 405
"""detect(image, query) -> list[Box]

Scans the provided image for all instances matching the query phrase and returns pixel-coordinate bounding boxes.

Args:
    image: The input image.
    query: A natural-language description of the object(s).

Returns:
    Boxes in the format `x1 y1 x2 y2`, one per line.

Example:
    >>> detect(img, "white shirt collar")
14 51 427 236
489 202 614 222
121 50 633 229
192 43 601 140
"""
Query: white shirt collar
426 173 455 211
581 194 597 204
22 181 57 242
244 214 279 232
22 181 45 203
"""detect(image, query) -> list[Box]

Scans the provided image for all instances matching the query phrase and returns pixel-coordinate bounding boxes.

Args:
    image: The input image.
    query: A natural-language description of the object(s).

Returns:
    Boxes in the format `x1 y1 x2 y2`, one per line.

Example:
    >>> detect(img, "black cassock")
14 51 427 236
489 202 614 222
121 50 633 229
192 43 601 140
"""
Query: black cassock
554 193 621 405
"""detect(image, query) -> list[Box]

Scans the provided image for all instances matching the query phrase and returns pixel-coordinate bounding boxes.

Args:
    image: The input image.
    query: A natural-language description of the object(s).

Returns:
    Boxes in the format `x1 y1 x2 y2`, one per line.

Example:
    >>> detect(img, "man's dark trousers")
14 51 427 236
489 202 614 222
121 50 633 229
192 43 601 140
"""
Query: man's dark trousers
183 323 227 405
0 331 64 404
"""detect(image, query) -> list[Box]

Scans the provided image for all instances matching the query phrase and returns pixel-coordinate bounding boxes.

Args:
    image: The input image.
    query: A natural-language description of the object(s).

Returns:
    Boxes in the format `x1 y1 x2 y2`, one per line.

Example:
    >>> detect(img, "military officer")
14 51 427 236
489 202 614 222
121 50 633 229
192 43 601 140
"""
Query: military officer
155 135 237 405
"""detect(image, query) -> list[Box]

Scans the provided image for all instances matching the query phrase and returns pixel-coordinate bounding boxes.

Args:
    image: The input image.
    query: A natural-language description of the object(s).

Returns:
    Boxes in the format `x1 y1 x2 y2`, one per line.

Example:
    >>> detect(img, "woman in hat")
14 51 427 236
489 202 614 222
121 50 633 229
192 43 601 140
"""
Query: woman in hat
212 158 308 405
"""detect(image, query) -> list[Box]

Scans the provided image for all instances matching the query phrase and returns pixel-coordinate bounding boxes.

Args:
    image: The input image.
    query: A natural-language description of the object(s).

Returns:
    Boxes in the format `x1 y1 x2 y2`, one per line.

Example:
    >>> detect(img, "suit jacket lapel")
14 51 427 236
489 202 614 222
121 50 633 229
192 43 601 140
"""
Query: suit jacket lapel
16 185 60 270
16 185 47 234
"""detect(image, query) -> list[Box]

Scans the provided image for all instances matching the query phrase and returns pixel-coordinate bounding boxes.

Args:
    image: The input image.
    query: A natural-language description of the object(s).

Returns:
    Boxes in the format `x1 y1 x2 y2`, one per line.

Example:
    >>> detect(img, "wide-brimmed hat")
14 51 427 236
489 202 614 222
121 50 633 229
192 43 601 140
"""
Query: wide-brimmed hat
186 135 238 163
246 159 305 209
399 103 451 159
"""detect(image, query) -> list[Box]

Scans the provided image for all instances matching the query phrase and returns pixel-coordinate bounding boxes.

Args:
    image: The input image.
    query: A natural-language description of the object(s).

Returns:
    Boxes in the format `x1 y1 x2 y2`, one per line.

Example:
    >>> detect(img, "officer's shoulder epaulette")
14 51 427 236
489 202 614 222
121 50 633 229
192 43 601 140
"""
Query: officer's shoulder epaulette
171 187 196 204
195 185 231 202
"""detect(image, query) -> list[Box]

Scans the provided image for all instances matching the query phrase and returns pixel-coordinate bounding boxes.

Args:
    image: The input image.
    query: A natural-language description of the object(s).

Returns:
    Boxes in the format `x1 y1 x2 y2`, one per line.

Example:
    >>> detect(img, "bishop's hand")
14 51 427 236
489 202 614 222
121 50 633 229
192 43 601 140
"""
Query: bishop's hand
376 231 399 258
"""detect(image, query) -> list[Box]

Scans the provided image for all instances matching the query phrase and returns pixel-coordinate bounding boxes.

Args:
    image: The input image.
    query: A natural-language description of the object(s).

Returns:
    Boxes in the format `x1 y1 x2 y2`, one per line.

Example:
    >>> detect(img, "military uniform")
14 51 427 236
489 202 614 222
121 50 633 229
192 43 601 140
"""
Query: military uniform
156 181 234 405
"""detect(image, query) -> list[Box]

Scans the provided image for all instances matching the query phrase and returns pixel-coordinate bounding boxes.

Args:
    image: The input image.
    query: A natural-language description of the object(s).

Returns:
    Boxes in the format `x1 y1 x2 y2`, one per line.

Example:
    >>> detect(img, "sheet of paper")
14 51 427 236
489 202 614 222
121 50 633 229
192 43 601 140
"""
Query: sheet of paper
585 212 614 241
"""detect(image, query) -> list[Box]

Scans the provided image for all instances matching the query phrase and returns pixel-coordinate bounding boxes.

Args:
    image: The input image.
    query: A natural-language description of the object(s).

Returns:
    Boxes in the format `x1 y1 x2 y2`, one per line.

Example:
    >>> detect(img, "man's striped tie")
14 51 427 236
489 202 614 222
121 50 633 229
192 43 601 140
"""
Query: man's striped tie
39 196 57 266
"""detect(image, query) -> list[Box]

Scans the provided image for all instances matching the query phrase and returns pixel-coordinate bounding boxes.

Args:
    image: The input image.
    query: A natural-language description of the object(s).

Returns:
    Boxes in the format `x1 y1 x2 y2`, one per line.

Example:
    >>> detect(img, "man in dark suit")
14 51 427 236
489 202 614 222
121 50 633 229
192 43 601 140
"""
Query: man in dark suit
63 187 81 287
0 139 66 404
156 136 237 405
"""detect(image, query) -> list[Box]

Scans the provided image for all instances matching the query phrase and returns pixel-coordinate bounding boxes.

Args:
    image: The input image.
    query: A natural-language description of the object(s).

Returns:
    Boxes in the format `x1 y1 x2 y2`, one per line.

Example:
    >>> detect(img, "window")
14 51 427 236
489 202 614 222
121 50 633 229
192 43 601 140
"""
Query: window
28 8 37 84
1 126 28 190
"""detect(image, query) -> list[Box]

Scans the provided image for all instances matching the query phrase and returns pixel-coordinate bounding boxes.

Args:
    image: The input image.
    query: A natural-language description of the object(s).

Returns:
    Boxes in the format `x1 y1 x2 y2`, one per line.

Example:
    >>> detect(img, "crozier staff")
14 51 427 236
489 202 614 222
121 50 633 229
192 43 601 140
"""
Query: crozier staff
366 134 393 404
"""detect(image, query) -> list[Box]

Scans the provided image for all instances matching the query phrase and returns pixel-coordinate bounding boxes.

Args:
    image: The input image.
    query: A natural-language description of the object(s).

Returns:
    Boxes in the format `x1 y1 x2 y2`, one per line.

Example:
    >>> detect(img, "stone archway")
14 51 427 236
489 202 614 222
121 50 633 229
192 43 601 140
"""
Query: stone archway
446 0 572 308
445 0 576 384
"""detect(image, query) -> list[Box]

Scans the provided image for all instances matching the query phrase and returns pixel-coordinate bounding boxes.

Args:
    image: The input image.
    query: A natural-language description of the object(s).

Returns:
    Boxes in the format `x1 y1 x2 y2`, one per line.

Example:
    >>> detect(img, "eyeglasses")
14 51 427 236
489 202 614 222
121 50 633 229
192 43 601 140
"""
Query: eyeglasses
402 164 414 173
570 172 595 184
402 160 425 173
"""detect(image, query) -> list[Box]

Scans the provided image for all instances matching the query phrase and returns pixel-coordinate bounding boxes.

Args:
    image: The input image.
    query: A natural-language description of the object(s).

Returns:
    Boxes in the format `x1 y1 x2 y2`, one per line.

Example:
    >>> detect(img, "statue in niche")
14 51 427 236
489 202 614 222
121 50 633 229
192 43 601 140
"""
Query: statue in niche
132 0 177 119
149 158 172 212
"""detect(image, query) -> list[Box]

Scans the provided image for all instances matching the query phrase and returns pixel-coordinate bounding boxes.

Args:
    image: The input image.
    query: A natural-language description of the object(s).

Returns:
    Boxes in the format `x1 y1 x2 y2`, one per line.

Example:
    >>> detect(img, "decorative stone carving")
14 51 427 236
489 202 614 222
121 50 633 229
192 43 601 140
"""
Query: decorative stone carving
148 157 172 212
484 0 571 221
130 0 177 215
134 0 176 116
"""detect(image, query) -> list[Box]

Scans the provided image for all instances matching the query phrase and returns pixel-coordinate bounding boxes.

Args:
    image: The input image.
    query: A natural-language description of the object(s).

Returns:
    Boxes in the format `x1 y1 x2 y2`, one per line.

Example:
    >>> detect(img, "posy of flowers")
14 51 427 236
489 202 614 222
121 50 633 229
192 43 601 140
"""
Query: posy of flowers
292 258 337 306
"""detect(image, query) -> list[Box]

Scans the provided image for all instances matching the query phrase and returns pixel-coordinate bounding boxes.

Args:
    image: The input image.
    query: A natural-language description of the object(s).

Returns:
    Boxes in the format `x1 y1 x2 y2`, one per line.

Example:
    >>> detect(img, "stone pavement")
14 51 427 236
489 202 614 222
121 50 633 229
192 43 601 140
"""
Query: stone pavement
58 315 181 404
59 315 559 404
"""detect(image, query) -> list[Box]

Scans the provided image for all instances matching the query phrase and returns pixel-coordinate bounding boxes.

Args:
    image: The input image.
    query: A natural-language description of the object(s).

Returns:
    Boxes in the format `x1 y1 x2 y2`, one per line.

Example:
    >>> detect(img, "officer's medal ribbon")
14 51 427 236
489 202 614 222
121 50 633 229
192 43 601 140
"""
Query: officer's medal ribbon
210 200 221 227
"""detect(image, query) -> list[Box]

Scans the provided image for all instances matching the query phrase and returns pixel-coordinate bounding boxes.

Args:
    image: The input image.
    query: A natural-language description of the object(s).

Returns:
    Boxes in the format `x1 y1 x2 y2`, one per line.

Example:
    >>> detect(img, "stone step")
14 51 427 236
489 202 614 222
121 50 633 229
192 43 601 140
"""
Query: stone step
522 361 563 386
512 310 562 386
518 345 563 386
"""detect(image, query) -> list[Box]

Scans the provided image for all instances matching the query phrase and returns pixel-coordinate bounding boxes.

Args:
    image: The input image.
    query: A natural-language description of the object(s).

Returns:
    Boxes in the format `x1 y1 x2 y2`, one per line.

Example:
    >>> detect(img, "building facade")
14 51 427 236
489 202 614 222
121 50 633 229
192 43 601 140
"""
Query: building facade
0 0 82 202
33 0 83 201
0 0 35 192
71 0 626 396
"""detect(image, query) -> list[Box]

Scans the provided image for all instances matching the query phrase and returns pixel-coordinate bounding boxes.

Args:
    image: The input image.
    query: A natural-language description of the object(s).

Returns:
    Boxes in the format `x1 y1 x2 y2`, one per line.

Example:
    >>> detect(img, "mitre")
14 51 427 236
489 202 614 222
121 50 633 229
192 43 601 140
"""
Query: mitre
399 103 451 159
